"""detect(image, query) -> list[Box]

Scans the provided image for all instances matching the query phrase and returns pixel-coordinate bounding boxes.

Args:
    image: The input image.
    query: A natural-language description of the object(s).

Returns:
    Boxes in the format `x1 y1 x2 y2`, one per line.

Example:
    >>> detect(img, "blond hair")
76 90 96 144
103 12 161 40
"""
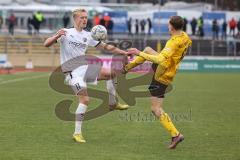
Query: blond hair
72 8 87 18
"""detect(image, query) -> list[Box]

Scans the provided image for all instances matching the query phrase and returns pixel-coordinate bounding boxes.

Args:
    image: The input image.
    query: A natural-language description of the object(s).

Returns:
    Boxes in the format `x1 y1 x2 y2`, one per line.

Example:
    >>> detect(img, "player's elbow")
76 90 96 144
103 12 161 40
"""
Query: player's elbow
43 41 51 47
43 43 48 47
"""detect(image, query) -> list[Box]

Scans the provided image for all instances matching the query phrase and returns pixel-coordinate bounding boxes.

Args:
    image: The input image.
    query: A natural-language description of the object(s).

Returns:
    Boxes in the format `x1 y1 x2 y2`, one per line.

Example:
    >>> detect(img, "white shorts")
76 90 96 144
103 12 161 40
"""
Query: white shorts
64 64 101 95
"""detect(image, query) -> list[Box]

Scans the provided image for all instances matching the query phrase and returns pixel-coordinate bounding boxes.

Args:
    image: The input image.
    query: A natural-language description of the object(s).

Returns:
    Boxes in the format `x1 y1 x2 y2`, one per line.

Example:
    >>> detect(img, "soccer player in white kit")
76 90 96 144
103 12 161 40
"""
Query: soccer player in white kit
44 9 129 143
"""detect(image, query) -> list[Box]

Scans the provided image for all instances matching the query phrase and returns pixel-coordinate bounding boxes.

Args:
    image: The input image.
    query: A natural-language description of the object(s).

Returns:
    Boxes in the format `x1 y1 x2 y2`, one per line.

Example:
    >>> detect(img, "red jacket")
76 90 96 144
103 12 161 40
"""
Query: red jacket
229 19 237 28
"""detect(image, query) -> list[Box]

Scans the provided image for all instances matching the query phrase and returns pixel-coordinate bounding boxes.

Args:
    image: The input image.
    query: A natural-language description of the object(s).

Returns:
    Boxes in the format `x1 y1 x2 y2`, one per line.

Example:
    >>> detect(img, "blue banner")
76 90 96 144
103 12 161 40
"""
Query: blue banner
153 12 177 34
202 12 226 35
103 11 128 33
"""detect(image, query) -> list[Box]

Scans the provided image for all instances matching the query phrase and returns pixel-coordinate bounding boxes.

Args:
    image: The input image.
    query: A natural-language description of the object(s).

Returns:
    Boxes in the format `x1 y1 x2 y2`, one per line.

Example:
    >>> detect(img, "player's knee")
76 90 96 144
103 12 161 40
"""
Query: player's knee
151 109 159 117
80 96 89 106
151 106 163 118
110 70 116 79
143 46 152 52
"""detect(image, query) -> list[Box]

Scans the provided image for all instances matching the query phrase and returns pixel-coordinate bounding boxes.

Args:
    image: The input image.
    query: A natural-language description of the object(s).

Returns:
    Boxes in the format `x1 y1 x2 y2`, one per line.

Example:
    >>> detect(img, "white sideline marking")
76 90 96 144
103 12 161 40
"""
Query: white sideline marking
0 74 49 85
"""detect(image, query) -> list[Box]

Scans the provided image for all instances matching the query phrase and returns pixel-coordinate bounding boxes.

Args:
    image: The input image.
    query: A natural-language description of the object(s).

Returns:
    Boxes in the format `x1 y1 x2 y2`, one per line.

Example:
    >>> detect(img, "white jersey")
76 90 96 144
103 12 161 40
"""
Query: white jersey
58 28 100 72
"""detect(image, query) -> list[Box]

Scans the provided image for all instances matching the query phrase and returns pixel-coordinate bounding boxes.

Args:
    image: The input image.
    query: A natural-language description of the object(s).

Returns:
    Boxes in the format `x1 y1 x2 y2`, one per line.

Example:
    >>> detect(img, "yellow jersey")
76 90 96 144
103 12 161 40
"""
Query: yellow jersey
126 32 192 85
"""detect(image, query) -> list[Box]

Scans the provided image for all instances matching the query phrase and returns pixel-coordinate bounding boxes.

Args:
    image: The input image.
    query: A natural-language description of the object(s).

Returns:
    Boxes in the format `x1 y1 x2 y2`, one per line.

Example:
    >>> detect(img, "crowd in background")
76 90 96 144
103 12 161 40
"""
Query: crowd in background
210 17 240 40
126 16 240 40
0 11 44 35
0 11 240 41
127 18 152 35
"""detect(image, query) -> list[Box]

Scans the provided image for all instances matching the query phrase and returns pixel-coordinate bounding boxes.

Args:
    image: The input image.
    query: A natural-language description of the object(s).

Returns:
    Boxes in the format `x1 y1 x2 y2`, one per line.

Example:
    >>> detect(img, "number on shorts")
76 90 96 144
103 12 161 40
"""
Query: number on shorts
75 83 81 90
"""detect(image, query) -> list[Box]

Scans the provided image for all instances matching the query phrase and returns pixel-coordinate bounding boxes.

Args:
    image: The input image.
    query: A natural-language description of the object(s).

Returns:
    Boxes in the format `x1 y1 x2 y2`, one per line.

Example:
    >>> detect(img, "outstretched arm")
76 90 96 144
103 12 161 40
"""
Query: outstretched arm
96 42 128 55
44 29 66 47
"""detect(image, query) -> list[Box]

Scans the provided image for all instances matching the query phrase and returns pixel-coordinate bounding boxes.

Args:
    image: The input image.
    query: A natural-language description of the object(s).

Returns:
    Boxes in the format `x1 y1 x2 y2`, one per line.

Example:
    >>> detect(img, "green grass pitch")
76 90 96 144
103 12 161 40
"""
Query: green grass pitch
0 72 239 160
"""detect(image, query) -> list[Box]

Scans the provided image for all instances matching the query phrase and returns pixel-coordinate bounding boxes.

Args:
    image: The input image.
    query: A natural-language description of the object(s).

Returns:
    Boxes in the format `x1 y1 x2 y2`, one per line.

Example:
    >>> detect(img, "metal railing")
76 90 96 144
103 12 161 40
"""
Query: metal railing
107 34 240 57
0 34 239 57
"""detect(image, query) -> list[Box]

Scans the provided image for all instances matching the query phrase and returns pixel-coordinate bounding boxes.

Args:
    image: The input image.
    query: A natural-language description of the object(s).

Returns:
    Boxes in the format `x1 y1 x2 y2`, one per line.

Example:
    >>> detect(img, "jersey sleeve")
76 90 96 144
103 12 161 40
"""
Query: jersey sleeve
138 40 177 68
139 52 166 65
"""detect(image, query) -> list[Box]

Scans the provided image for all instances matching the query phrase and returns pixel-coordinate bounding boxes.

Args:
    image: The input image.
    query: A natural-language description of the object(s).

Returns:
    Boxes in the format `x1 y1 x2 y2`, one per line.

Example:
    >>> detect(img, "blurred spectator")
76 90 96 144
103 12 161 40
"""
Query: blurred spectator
183 17 188 32
103 13 110 28
147 18 152 35
237 18 240 36
190 17 197 36
226 36 236 55
93 14 100 25
127 18 132 35
197 16 204 38
63 12 70 28
8 13 16 35
229 18 237 37
222 20 227 40
33 11 44 34
135 19 139 34
99 15 105 27
140 19 146 34
107 17 114 35
0 15 3 31
212 19 219 40
27 17 33 35
104 13 110 21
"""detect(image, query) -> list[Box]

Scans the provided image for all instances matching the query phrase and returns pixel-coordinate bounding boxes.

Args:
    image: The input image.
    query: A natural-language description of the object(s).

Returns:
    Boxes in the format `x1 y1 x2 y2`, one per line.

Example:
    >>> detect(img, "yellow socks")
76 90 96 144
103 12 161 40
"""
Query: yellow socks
159 112 179 137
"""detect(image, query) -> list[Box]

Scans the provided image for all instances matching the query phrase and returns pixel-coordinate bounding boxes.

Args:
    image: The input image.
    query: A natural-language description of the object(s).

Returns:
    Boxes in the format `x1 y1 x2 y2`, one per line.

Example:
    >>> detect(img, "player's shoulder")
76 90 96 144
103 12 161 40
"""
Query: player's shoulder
62 27 75 35
172 32 190 40
64 27 74 31
171 32 191 47
82 29 92 36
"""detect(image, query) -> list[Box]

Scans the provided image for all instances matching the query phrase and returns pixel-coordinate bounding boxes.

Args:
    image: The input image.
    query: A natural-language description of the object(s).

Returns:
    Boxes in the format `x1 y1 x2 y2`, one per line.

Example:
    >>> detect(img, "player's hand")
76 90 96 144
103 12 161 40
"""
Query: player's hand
55 29 66 38
127 48 141 55
120 50 128 55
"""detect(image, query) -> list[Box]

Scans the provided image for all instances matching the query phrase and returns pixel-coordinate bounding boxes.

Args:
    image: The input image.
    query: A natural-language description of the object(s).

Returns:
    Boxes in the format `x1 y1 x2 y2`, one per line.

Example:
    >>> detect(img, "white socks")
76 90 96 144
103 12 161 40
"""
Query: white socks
74 103 87 135
106 78 118 106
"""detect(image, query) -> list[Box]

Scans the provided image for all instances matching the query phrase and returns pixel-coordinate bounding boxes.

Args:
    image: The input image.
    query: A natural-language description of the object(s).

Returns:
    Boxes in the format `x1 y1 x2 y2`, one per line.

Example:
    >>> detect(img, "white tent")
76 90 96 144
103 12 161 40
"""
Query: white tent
0 1 113 12
0 0 12 5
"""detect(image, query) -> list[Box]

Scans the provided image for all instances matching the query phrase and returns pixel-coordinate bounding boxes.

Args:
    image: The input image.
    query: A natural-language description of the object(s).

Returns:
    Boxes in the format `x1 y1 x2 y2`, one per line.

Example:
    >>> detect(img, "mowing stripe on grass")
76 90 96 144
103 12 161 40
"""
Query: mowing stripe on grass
0 74 49 85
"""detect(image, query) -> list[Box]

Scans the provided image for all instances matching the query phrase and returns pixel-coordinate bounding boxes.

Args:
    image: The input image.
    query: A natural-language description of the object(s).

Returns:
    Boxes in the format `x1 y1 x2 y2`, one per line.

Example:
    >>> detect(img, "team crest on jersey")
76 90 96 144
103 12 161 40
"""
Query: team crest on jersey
83 38 87 42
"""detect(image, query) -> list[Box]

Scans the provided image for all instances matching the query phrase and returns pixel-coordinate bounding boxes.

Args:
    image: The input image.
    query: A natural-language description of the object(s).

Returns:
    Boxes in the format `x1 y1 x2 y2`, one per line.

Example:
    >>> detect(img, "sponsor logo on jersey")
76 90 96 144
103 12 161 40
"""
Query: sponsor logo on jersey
69 41 87 49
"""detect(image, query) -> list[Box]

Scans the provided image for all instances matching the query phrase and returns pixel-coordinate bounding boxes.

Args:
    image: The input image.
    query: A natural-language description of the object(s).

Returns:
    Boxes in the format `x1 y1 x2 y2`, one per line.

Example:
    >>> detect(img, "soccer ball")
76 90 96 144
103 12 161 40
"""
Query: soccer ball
91 25 108 41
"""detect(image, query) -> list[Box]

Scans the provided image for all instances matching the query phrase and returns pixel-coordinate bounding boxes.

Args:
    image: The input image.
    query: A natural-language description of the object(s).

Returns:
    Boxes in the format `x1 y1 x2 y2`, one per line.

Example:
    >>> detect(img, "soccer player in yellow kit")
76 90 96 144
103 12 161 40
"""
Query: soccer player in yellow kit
125 16 192 149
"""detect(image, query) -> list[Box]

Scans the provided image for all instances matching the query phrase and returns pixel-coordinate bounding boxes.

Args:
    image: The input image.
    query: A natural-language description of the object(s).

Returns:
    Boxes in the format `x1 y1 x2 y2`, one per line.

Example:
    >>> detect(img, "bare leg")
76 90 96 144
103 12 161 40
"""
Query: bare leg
98 68 128 110
74 89 89 136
